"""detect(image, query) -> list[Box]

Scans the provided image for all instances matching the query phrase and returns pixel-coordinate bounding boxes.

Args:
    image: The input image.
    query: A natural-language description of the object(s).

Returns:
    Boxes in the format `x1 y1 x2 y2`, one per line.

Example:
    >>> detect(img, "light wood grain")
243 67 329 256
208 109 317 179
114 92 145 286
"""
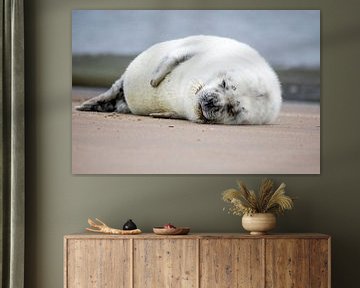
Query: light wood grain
310 239 330 288
265 239 310 287
66 239 131 288
133 239 197 288
64 233 330 288
200 239 264 288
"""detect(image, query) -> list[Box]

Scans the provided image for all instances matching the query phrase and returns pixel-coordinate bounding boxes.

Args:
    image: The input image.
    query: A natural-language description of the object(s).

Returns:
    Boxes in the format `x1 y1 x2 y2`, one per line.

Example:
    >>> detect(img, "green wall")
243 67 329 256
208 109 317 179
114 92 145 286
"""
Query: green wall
25 0 360 287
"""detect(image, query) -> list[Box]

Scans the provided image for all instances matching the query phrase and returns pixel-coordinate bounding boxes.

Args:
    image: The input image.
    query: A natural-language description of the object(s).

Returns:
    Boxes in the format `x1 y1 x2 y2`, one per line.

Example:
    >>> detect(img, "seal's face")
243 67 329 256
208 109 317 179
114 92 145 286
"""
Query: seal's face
195 73 276 125
196 78 244 124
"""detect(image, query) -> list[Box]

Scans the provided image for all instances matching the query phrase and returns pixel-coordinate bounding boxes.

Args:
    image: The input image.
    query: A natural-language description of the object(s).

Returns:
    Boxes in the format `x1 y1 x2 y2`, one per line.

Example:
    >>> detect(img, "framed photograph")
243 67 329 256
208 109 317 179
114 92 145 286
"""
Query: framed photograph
72 10 320 174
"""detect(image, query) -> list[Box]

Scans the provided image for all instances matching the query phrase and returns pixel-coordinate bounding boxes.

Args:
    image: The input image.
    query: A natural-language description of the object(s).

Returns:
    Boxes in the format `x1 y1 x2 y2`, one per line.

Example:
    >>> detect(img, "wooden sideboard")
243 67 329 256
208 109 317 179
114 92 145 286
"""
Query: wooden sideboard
64 233 330 288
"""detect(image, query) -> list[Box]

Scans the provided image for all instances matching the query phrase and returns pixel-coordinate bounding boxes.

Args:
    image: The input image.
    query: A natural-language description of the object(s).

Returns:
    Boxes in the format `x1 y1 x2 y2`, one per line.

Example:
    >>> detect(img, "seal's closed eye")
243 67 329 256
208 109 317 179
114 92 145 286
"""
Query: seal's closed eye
221 80 226 89
257 93 267 98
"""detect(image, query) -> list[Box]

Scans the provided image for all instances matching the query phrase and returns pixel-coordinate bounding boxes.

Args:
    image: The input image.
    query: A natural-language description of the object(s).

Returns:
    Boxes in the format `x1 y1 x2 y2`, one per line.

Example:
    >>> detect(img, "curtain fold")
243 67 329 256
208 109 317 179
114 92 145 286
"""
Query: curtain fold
1 0 25 287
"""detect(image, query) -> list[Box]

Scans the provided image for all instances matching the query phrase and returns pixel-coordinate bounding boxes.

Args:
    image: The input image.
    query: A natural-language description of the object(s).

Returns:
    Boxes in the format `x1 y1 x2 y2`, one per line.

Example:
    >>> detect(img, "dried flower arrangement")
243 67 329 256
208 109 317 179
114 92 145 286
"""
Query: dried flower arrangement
222 179 294 216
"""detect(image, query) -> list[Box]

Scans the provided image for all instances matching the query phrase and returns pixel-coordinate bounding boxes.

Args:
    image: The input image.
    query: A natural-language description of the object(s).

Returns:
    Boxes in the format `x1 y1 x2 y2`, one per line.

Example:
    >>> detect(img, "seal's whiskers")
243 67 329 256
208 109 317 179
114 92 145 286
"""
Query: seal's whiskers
190 79 205 95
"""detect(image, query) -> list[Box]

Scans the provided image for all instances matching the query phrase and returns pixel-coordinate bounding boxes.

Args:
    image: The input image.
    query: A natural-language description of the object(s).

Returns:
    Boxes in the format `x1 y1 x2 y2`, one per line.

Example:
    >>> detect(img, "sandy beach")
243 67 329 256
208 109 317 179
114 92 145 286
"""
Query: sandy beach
72 88 320 174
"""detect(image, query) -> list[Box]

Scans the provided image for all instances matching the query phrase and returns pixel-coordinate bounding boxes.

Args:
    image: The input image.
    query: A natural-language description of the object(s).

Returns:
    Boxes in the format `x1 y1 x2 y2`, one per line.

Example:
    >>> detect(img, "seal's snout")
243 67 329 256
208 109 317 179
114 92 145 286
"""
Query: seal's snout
199 92 223 121
200 96 217 110
200 92 221 108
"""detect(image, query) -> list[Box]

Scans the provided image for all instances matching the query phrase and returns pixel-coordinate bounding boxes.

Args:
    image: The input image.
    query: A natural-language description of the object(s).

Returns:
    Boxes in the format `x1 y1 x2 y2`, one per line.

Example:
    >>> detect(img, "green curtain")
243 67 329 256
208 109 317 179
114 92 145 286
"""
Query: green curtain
1 0 25 287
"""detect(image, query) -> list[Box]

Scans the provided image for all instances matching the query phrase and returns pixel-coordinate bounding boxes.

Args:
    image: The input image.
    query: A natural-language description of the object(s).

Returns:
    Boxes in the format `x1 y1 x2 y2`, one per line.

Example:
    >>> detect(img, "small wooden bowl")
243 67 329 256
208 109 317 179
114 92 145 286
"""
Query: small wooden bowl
153 227 190 235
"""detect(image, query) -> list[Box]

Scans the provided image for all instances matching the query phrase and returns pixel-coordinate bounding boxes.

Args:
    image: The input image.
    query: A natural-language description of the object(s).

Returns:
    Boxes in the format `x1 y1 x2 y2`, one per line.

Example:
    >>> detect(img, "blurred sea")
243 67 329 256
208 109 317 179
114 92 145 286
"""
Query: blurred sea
72 10 320 101
73 10 320 69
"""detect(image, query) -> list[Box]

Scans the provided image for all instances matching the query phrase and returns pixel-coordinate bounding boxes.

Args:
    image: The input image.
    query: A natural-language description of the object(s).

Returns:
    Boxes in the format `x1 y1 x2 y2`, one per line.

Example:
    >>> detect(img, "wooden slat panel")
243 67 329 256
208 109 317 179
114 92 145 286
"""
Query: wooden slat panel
310 239 330 288
64 235 330 288
66 239 131 288
133 239 197 288
265 239 310 287
200 239 264 288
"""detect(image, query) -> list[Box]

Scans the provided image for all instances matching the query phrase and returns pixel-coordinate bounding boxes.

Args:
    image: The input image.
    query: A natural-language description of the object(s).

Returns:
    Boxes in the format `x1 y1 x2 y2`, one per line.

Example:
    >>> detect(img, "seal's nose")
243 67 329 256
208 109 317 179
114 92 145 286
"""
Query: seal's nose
201 97 216 110
199 93 222 122
200 93 221 110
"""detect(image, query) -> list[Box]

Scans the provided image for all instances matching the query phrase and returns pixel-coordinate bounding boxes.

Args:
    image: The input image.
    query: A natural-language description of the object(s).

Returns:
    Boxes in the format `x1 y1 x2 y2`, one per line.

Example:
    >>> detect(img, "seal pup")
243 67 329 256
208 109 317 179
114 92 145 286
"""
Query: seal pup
76 35 282 124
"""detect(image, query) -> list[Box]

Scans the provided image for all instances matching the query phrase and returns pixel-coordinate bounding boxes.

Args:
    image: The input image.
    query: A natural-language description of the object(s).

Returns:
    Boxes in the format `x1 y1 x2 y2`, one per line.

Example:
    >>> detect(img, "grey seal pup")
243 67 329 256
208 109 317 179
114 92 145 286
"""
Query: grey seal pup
76 35 282 124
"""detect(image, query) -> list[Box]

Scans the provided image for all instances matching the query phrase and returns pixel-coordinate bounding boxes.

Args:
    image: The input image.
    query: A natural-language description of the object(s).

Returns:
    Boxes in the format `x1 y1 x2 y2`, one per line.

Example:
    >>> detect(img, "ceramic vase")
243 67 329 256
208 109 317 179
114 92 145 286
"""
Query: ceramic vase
242 213 276 235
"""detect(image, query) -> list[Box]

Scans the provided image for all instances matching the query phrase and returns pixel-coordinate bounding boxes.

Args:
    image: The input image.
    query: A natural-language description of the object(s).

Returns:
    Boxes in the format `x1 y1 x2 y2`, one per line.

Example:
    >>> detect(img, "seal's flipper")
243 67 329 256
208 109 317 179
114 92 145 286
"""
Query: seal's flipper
149 112 183 119
76 76 130 113
150 50 194 87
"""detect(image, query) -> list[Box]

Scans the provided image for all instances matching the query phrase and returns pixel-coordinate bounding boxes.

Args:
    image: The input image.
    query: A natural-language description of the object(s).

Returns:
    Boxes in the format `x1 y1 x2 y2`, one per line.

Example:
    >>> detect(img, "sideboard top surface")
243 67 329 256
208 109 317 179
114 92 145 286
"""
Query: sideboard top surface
64 232 330 240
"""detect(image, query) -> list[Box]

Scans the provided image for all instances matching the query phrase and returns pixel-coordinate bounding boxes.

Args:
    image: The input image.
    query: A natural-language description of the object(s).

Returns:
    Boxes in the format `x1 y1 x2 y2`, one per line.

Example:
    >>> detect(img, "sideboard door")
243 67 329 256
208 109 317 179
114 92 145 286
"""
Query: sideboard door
134 239 198 288
200 239 264 288
309 239 330 288
266 239 309 287
66 239 131 288
265 238 329 288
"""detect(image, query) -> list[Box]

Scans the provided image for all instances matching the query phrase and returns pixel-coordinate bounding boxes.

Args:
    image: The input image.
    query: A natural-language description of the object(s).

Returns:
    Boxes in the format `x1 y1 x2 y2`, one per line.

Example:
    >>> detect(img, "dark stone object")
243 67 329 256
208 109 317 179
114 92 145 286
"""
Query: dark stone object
123 219 137 230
